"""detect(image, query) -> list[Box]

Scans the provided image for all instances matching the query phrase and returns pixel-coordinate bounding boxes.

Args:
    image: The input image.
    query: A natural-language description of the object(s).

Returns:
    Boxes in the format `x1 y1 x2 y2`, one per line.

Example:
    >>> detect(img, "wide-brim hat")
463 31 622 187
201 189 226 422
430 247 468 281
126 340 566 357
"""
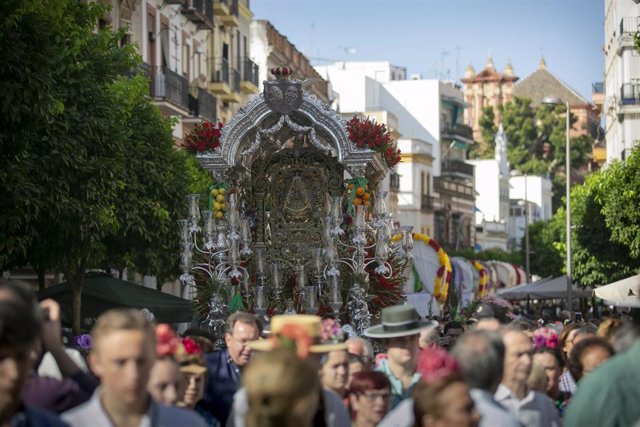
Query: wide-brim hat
248 314 347 353
179 363 207 376
364 305 435 339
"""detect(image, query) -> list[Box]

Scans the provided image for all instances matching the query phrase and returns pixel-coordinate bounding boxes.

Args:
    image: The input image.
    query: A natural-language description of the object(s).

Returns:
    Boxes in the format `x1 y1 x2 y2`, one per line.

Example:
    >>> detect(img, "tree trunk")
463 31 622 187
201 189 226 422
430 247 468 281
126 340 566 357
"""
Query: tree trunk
71 280 83 334
37 266 46 291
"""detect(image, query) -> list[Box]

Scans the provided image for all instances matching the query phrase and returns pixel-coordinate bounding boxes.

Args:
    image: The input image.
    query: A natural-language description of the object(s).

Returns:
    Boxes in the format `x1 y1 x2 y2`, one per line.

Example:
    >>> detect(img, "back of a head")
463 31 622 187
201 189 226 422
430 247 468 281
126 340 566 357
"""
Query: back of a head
450 330 505 392
244 349 320 427
92 308 155 351
0 280 42 347
568 336 614 382
413 374 466 425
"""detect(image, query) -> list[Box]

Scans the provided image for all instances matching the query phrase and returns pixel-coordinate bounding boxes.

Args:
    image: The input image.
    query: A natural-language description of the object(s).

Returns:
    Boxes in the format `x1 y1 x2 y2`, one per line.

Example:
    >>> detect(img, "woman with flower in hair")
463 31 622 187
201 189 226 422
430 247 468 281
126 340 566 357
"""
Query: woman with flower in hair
318 318 350 400
531 328 570 416
175 337 207 409
147 324 183 406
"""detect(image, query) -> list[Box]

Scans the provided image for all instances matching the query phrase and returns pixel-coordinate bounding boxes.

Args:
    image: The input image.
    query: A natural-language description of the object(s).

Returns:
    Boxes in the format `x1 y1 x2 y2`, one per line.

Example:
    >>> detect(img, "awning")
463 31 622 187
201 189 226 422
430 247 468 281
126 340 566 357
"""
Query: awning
498 276 591 300
38 272 194 325
593 274 640 308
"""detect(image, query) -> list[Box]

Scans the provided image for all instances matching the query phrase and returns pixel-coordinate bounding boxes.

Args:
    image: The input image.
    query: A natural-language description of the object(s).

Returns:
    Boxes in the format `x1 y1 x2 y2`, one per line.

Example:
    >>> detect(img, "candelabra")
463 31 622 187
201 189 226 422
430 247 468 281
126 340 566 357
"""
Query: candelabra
178 187 413 340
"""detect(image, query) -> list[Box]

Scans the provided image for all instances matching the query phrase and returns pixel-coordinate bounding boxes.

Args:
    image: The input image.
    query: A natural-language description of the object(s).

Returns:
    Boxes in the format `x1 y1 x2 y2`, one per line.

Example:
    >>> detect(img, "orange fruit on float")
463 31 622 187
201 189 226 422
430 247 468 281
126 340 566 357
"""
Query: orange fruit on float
353 197 362 205
348 183 354 190
215 211 224 219
364 201 371 207
356 187 365 196
363 192 370 201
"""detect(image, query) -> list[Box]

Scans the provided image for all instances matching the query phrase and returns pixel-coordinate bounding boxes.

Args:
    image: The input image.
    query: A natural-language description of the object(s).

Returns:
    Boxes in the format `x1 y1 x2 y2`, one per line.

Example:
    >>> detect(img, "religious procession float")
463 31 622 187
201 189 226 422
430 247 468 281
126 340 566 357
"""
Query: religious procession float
176 66 526 345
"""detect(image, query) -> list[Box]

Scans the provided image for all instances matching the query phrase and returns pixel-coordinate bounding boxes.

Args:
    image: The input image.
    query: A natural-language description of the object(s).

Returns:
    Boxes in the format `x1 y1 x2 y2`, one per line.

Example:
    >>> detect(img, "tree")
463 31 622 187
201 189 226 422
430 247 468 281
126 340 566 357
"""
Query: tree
527 219 563 278
599 147 640 258
479 97 594 212
469 106 497 159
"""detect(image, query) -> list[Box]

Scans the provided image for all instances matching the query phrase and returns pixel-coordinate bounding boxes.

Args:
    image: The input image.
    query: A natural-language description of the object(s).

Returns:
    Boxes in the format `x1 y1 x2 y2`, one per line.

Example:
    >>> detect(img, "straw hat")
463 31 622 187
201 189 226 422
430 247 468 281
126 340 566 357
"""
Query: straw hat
248 314 347 353
363 305 435 339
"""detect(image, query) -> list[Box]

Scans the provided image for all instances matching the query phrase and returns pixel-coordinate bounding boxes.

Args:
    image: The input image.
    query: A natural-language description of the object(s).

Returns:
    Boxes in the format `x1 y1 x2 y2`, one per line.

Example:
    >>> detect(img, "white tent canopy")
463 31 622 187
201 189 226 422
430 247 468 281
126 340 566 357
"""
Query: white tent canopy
498 276 591 300
593 274 640 308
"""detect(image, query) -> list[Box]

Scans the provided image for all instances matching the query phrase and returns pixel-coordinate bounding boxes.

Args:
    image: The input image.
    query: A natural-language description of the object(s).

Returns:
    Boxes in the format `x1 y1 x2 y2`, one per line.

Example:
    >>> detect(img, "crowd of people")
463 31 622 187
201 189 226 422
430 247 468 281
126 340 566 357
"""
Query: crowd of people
1 277 639 427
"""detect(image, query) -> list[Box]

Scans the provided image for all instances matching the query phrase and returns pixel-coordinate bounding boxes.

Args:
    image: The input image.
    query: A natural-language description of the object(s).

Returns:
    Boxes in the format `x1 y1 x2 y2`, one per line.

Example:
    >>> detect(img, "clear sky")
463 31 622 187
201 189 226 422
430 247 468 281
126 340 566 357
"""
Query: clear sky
251 0 604 101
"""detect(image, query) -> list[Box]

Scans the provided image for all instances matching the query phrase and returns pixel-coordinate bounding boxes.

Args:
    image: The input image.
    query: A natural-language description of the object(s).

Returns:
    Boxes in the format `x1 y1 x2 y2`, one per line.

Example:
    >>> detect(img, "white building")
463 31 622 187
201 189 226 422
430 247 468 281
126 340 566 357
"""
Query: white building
604 0 640 164
467 125 510 250
507 175 553 249
316 62 475 247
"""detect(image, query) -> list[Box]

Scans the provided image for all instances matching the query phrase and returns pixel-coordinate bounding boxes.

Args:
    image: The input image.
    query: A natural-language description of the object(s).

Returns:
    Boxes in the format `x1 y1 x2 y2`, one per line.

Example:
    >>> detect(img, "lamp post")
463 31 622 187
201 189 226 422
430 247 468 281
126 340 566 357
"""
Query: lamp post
542 97 572 311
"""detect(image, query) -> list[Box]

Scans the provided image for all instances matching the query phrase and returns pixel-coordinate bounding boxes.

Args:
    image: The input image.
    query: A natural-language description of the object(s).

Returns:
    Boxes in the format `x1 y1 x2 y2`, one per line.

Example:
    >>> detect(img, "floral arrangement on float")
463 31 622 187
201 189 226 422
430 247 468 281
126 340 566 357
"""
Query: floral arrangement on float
346 115 401 168
184 120 224 153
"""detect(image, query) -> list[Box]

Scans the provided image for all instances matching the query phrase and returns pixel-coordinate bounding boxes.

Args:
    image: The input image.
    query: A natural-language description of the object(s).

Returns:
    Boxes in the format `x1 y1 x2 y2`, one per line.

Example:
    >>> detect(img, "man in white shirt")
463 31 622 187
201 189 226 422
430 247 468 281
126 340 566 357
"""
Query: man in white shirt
63 309 206 427
495 328 560 427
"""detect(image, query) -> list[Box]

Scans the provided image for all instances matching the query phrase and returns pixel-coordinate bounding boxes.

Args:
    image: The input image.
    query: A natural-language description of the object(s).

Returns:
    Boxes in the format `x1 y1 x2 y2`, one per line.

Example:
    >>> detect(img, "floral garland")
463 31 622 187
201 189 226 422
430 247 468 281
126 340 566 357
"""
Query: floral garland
472 260 489 298
320 318 345 344
533 327 559 350
346 116 401 168
412 233 451 303
184 120 224 153
269 323 313 359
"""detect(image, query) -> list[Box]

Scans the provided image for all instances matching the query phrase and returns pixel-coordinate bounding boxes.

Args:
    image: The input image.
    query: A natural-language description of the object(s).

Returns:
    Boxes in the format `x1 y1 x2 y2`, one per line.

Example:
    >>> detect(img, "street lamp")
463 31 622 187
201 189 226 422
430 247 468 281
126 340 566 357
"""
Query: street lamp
542 96 572 311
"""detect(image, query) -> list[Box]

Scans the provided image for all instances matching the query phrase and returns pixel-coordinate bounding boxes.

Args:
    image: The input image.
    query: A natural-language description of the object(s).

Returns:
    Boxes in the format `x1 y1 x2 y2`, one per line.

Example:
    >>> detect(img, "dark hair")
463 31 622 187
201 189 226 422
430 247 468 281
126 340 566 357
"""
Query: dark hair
568 337 614 382
509 317 538 332
558 323 582 360
534 346 564 369
575 323 598 338
348 371 391 396
225 311 260 336
450 330 504 392
0 280 42 346
444 321 463 334
413 374 466 426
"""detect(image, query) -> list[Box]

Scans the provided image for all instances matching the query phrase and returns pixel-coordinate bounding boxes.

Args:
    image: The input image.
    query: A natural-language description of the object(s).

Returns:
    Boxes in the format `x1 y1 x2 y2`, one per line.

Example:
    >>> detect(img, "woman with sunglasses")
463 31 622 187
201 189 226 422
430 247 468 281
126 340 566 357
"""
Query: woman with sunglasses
348 371 392 427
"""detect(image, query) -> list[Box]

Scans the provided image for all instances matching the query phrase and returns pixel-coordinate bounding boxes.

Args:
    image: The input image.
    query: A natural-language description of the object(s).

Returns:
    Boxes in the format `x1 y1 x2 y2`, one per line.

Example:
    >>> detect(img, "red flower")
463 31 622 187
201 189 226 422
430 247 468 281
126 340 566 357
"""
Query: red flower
156 324 179 358
185 120 224 153
182 337 202 355
346 116 401 169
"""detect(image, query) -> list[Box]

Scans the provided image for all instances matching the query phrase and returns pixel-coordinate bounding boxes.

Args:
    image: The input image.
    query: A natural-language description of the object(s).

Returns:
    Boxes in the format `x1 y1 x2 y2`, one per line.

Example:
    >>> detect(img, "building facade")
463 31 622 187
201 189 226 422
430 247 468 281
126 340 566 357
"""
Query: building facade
507 175 553 250
603 0 640 164
250 20 329 104
467 125 510 251
461 55 518 143
105 0 258 142
316 62 475 248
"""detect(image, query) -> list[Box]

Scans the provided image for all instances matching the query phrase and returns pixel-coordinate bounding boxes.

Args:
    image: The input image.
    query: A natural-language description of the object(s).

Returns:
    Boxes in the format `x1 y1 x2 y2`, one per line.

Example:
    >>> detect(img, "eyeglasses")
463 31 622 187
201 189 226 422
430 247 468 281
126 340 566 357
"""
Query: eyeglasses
361 391 391 402
228 335 254 347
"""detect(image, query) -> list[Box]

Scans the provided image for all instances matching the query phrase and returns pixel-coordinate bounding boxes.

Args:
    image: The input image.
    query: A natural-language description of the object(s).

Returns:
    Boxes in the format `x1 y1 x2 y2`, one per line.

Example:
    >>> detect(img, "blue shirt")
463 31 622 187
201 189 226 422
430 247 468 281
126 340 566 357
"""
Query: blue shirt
11 405 69 427
200 349 242 425
375 359 421 409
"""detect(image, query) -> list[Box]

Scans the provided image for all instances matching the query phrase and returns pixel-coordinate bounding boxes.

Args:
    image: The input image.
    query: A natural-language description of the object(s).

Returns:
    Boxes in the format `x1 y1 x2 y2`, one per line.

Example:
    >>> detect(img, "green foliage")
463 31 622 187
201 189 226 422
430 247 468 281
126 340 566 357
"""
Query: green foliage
527 219 564 278
478 97 594 212
599 147 640 258
469 106 497 159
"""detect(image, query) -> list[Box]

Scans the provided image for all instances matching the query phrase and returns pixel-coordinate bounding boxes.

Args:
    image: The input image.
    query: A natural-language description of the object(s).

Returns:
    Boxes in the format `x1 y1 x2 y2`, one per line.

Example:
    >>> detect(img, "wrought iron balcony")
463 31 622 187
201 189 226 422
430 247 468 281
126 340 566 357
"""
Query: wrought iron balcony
619 16 639 35
189 88 217 121
434 177 475 200
151 66 189 114
214 0 239 26
241 58 259 94
440 123 473 141
182 0 214 30
620 83 640 105
421 194 434 212
442 159 474 178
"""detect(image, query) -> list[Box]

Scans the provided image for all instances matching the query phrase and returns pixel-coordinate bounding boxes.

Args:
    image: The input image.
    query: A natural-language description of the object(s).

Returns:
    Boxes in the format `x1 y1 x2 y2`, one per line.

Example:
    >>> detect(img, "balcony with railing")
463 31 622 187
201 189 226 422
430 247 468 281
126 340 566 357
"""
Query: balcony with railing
442 159 474 179
440 122 473 143
620 83 640 106
181 0 214 30
241 58 259 94
434 176 475 201
421 194 434 212
151 66 189 116
188 88 217 122
209 58 231 96
214 0 239 27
